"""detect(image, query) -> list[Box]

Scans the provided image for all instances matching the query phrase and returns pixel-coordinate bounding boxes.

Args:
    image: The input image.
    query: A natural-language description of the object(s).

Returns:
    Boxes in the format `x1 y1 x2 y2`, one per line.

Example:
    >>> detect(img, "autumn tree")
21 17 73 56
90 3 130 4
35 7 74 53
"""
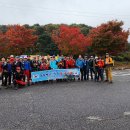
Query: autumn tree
70 24 92 36
4 25 38 55
52 25 91 55
88 20 129 55
0 31 6 57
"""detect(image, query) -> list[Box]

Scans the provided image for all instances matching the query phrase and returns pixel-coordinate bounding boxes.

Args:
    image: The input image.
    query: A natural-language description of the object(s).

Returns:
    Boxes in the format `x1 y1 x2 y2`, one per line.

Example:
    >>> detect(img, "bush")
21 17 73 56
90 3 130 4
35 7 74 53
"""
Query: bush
114 52 130 62
114 56 124 61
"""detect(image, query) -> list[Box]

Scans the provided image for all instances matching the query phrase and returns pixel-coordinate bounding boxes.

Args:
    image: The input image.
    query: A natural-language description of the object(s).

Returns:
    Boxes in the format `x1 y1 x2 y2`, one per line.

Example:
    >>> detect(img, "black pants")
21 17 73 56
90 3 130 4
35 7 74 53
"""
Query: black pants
13 79 19 89
80 68 84 80
1 72 8 86
8 72 12 85
95 68 99 81
89 68 95 80
83 68 89 80
98 68 104 81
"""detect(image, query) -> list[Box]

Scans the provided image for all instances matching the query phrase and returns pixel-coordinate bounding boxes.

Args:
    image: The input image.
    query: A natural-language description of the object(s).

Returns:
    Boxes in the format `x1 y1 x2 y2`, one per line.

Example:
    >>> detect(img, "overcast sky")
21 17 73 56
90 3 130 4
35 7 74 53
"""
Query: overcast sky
0 0 130 30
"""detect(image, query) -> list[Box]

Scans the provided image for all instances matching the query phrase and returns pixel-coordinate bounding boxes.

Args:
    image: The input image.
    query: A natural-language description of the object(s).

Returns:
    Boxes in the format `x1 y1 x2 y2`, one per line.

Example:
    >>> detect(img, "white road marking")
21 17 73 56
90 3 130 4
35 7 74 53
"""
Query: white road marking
112 71 130 77
87 116 102 121
113 74 130 76
124 112 130 116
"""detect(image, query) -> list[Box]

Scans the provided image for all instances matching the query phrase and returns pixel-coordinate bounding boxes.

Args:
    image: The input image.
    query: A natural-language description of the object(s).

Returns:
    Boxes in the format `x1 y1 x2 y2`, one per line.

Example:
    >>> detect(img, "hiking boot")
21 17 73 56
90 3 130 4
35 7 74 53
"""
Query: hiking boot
105 80 109 82
109 81 113 84
28 82 30 86
13 85 18 90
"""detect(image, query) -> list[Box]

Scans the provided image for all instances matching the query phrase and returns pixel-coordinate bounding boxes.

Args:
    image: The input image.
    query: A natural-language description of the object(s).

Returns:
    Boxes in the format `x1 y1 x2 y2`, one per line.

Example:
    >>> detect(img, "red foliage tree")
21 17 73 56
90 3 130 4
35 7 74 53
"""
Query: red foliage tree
88 20 129 55
0 31 7 57
3 25 38 55
52 25 91 55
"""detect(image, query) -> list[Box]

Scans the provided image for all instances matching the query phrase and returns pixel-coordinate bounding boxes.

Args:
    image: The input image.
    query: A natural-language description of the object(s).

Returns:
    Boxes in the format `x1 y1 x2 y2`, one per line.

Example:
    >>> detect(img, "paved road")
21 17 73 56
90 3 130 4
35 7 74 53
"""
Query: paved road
0 70 130 130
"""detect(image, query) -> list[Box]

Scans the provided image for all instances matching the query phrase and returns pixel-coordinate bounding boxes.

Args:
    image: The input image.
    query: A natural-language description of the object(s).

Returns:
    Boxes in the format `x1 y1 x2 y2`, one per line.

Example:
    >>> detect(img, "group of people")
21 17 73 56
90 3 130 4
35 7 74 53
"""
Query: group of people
0 53 114 90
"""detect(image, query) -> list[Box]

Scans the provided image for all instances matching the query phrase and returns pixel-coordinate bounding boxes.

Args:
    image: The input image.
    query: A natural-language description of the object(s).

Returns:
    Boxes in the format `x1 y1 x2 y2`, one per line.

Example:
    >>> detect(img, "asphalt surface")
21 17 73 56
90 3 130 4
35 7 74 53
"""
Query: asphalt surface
0 70 130 130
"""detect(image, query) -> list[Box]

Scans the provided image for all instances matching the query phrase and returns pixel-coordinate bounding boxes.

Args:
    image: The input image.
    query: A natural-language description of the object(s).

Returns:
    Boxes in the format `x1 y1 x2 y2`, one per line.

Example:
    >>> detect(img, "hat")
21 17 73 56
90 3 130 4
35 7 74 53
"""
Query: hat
19 56 23 59
15 56 19 59
95 56 98 59
24 56 28 59
106 53 109 55
10 55 14 58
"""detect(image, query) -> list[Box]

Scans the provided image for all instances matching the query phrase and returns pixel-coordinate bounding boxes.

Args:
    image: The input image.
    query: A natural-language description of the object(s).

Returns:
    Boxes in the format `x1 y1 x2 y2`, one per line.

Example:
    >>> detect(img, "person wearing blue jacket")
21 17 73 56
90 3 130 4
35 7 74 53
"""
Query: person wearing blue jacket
23 56 31 86
50 56 58 69
7 59 12 86
76 55 84 81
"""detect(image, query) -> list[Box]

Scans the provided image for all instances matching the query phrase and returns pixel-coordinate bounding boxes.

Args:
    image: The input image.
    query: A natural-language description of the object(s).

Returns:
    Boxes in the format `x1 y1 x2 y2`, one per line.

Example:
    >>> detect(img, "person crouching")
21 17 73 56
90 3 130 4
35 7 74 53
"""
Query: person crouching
13 67 26 90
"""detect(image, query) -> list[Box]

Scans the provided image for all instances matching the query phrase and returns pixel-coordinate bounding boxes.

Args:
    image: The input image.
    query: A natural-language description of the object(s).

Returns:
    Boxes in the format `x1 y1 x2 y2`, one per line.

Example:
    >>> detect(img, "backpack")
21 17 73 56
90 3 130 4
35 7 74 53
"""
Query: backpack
107 57 114 67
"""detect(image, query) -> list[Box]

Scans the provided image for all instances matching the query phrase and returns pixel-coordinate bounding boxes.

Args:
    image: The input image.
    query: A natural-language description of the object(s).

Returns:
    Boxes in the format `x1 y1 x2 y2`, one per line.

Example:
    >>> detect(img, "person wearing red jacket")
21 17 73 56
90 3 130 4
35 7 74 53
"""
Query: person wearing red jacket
97 56 105 81
68 56 75 68
40 59 49 70
63 57 69 69
9 55 15 64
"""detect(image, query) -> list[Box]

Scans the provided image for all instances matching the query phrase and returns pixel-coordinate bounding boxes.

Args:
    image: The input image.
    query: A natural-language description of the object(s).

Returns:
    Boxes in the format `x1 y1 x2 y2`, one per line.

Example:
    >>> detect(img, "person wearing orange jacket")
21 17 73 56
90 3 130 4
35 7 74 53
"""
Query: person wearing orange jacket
105 53 114 83
97 56 105 82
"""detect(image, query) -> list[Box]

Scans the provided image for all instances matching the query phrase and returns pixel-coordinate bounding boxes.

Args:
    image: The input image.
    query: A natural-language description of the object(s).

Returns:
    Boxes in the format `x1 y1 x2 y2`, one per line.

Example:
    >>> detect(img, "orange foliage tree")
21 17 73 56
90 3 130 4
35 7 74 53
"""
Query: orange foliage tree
52 25 91 55
0 25 38 56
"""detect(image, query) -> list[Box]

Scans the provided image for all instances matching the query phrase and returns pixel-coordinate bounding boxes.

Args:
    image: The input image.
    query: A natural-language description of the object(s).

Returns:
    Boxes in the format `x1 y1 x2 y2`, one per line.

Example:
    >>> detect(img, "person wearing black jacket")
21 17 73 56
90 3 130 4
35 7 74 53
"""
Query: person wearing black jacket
13 67 26 90
12 56 23 73
32 57 41 72
88 56 95 80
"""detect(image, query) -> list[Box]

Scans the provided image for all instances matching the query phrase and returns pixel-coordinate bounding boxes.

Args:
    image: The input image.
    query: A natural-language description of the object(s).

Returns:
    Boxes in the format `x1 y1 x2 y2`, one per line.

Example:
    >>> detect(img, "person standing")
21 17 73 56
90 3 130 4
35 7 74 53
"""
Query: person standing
7 59 12 86
83 56 89 80
94 56 99 82
76 55 84 81
68 55 75 69
57 58 64 69
23 56 31 86
49 56 58 69
88 56 95 80
97 56 105 82
32 57 41 72
1 58 8 88
12 56 23 73
105 53 113 83
40 59 49 70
